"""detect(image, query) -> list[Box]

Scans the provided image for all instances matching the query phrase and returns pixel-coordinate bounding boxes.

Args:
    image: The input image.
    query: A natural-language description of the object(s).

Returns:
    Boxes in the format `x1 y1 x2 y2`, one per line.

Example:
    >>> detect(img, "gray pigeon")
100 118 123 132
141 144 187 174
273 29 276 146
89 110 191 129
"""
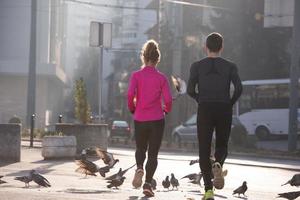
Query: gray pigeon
75 148 93 160
189 159 199 166
30 170 51 187
75 158 110 177
170 173 179 190
282 174 300 187
181 172 202 186
0 176 7 185
105 164 136 180
233 181 247 197
151 178 157 190
277 191 300 200
189 158 215 166
14 176 32 187
162 176 170 190
95 147 119 168
107 176 126 189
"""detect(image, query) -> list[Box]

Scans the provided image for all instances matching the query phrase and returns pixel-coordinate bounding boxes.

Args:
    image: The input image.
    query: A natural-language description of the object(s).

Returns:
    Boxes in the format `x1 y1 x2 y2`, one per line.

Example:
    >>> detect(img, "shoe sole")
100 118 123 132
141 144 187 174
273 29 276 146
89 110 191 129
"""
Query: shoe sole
212 162 224 190
143 189 154 197
132 170 144 188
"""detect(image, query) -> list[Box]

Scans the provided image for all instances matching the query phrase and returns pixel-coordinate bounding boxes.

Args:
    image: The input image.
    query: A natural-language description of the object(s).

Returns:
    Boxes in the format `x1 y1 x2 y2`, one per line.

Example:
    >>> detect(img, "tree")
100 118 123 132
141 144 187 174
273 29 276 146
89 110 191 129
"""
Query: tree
74 78 91 124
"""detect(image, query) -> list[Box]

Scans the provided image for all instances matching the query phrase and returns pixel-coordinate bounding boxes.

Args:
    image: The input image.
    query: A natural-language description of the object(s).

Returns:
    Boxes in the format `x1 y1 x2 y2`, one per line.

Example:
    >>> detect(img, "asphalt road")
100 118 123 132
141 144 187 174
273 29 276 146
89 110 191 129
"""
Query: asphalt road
0 147 299 200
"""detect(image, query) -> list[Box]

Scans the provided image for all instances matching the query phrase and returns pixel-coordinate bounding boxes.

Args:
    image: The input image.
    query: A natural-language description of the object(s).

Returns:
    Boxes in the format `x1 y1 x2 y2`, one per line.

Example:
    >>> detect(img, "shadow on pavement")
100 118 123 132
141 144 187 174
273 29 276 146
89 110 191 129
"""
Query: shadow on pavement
0 161 16 167
128 196 150 200
62 188 113 194
215 194 228 199
31 158 74 164
233 196 248 200
187 190 201 194
190 191 228 199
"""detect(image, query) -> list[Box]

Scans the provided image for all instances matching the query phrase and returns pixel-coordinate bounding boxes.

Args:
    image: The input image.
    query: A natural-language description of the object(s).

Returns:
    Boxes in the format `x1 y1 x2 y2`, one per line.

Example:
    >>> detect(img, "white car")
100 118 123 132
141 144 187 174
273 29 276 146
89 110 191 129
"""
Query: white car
238 109 300 140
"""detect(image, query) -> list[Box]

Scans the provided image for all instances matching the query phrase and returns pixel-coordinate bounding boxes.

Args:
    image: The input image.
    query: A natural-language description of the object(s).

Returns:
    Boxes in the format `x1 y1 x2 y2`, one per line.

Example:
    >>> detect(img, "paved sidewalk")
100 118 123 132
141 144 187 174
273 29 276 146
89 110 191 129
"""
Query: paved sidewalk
21 140 300 171
0 146 299 200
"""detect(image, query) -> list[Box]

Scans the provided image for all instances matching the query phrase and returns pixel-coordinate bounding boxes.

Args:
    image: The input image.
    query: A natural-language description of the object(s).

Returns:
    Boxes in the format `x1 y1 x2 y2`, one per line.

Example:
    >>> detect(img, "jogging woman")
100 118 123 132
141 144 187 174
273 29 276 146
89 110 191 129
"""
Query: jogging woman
127 39 172 197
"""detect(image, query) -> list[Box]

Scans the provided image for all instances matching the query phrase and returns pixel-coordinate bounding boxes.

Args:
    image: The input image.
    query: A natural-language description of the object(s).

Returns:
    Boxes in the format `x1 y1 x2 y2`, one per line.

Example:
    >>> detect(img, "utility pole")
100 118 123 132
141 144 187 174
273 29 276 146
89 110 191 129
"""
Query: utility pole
26 0 37 129
99 46 103 122
288 0 300 152
90 22 112 123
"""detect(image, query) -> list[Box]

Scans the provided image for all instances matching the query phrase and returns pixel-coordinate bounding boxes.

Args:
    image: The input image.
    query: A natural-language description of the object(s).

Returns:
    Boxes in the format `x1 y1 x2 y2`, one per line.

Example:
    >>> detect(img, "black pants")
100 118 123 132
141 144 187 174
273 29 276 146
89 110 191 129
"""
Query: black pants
197 102 232 191
134 119 165 183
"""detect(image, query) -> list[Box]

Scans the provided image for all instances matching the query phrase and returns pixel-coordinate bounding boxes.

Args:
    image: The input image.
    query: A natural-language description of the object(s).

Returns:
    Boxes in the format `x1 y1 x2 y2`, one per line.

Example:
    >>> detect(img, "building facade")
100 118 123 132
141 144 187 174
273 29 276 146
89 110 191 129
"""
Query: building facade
0 0 66 128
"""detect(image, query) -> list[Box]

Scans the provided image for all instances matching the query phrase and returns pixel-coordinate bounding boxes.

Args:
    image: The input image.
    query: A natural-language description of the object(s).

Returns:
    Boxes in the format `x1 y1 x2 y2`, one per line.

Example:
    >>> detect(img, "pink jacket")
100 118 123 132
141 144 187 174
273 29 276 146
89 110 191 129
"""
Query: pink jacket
127 66 173 122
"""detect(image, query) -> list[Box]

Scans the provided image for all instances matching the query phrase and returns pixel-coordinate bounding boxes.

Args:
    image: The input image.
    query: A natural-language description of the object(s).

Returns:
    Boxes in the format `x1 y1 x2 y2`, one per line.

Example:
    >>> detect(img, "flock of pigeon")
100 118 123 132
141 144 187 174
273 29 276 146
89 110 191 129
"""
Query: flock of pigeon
279 174 300 200
0 170 51 188
0 147 300 200
188 158 300 200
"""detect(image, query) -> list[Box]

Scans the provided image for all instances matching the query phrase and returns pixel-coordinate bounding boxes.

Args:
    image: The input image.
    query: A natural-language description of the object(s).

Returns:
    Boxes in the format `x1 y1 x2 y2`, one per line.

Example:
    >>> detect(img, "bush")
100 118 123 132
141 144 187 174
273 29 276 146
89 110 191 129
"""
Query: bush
8 115 21 124
74 78 92 124
21 128 64 139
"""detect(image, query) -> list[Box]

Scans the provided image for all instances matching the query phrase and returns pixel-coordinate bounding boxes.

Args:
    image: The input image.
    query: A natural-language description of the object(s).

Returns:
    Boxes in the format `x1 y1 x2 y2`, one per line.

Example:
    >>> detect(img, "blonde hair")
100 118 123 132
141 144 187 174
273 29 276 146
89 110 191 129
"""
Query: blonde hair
140 39 161 65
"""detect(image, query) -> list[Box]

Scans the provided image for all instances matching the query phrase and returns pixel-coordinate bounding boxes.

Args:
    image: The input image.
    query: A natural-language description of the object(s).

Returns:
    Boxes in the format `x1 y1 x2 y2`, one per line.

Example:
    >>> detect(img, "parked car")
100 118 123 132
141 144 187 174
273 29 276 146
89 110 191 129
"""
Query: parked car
110 120 131 139
171 114 247 144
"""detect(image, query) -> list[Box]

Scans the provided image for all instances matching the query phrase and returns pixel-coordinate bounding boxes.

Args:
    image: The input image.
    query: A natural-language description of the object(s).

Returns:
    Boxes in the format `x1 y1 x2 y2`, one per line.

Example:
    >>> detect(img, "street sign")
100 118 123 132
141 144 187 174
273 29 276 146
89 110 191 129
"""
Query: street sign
89 22 112 48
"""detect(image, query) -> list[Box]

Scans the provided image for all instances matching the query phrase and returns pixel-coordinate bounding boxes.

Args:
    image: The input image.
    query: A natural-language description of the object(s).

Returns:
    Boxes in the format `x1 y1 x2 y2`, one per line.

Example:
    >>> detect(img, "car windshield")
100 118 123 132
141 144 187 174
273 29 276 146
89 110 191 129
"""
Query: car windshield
184 114 196 125
113 121 128 127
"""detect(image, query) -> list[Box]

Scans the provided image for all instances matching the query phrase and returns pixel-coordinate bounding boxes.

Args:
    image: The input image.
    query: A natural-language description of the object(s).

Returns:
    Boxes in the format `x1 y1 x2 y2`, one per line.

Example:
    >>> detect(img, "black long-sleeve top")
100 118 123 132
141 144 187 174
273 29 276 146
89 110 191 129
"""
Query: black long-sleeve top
187 57 243 105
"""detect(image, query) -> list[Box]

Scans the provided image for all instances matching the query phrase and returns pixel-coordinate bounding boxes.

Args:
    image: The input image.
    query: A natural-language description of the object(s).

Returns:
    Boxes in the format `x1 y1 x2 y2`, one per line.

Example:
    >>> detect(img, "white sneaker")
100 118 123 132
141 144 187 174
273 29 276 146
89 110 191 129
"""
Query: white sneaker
132 168 144 188
212 162 227 190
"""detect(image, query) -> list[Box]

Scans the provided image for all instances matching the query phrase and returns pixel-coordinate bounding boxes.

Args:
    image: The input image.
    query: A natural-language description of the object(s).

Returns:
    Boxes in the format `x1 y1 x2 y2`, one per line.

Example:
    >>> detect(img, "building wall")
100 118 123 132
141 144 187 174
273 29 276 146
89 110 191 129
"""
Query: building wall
0 0 31 75
0 0 66 128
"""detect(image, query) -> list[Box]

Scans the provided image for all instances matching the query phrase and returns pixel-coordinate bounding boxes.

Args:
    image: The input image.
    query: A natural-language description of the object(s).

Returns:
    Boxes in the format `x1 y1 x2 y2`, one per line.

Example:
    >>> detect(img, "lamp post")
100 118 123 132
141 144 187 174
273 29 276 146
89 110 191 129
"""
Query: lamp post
30 114 35 148
288 0 300 152
89 22 112 123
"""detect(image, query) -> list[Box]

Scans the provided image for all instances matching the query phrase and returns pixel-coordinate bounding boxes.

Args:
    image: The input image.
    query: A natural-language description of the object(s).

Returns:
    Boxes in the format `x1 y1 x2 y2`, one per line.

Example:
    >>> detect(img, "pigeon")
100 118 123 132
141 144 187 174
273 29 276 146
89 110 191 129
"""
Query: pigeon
75 148 91 160
189 158 215 166
282 174 300 187
151 178 157 190
14 175 32 187
30 170 51 187
170 173 179 190
181 172 202 186
75 158 110 177
98 165 111 177
95 147 119 168
107 176 126 189
232 181 247 197
105 164 136 180
171 75 181 93
277 191 300 200
162 176 170 190
189 159 199 166
171 75 186 94
0 176 7 184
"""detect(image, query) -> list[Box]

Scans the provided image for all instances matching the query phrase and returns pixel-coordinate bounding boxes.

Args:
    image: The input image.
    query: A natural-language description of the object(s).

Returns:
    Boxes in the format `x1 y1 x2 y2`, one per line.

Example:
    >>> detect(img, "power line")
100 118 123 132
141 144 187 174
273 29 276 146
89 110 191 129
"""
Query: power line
165 0 229 10
65 0 154 10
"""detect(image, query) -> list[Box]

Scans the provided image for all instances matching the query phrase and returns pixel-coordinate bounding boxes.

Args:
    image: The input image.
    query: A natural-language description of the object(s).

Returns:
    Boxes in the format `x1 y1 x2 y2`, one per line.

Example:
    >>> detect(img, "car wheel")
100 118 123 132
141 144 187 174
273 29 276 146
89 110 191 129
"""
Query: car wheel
255 126 270 141
173 133 181 145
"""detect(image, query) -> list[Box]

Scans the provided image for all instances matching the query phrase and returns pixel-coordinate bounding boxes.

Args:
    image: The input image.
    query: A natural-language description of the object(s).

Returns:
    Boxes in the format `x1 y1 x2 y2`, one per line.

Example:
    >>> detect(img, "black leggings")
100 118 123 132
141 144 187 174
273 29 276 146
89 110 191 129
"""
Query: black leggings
197 102 232 191
134 119 165 183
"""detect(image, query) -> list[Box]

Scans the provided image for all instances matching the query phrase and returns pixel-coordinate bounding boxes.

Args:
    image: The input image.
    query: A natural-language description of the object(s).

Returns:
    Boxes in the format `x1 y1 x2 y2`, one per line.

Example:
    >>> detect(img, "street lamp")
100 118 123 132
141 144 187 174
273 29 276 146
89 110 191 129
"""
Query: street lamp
89 22 112 122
